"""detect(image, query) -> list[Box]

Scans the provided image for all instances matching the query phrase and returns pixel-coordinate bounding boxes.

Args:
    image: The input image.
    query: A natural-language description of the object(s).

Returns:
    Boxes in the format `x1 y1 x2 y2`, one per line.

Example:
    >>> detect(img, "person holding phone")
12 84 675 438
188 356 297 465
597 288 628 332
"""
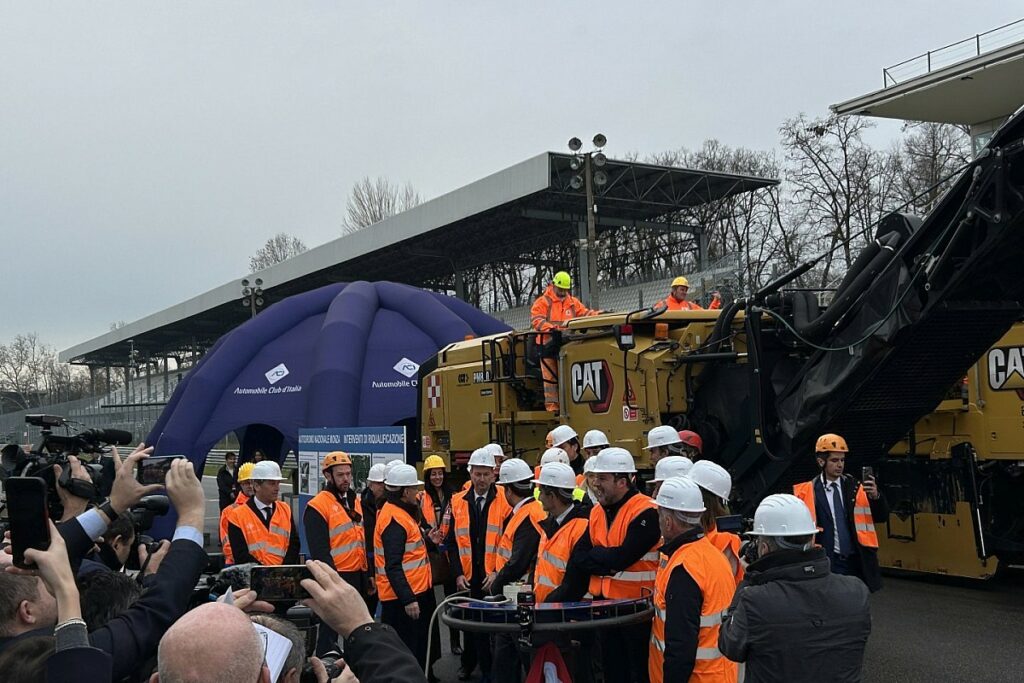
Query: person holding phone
792 433 889 592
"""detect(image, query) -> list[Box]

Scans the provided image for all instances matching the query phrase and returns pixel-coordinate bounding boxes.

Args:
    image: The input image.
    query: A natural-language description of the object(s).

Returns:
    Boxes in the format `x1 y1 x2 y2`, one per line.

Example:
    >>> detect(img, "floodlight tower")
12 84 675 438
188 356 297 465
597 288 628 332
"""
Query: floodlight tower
567 134 608 308
241 278 265 318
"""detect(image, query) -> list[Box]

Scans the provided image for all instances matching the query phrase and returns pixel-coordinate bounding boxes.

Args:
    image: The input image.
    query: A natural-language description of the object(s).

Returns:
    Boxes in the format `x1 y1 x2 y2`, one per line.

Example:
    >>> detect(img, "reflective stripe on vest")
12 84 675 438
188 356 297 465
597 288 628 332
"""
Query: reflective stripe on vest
307 492 367 572
372 502 432 602
231 501 291 566
534 515 589 603
793 479 879 550
649 535 737 683
588 494 659 599
494 500 545 574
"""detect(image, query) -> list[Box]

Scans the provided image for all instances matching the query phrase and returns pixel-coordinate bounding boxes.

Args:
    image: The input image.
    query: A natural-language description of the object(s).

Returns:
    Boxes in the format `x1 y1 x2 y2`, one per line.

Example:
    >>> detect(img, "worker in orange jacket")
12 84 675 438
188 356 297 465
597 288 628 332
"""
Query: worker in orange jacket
792 433 888 592
219 462 255 564
530 271 600 412
663 276 722 311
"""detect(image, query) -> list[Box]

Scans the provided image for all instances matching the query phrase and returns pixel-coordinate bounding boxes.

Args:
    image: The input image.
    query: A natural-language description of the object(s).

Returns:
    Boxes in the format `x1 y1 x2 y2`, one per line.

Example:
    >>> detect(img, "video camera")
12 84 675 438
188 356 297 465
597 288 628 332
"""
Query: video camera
1 414 132 518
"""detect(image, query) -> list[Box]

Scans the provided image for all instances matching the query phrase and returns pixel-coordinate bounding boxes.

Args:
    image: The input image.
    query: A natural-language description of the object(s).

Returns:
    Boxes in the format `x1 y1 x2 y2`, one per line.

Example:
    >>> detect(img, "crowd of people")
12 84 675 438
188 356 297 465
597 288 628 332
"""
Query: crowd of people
204 417 884 683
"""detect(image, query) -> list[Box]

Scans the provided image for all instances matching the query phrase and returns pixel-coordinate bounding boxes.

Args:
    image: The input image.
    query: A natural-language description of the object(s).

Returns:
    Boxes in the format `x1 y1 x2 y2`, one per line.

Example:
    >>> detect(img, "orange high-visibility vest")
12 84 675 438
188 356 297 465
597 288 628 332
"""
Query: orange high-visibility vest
588 493 659 598
494 499 546 576
219 492 248 564
231 500 292 566
451 488 511 580
530 284 597 337
373 501 431 602
419 490 452 540
662 296 722 311
793 479 879 549
534 516 588 602
705 528 744 585
306 491 367 572
650 536 737 683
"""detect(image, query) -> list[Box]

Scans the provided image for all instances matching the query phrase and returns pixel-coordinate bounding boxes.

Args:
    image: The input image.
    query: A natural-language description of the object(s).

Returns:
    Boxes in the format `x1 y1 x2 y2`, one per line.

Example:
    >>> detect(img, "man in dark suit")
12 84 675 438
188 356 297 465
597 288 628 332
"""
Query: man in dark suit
793 433 888 592
217 451 239 510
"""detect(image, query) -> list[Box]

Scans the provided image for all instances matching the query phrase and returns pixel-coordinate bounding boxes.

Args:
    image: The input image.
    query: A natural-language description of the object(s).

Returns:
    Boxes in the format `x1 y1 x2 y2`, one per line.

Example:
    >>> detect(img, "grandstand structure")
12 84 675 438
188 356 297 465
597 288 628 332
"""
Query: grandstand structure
2 152 775 444
832 17 1024 155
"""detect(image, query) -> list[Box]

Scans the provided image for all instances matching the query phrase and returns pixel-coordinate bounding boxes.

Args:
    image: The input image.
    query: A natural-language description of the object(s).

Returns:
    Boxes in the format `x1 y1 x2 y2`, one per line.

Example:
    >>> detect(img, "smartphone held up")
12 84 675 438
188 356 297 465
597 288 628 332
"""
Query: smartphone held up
4 476 51 569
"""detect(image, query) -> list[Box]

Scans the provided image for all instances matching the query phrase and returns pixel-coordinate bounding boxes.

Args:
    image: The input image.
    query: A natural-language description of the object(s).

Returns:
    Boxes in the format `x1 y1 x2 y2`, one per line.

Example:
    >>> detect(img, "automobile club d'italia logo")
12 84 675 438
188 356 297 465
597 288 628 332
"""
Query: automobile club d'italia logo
233 363 302 395
371 358 421 390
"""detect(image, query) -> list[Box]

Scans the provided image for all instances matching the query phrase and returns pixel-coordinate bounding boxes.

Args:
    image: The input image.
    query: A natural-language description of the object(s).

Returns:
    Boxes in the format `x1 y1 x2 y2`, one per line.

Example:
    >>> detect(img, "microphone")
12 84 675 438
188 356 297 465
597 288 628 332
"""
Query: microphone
81 428 134 445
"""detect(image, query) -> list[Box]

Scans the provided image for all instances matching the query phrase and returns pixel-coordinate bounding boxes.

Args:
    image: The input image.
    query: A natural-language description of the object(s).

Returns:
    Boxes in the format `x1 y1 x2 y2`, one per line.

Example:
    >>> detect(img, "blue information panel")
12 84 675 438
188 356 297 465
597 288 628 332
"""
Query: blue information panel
295 427 406 556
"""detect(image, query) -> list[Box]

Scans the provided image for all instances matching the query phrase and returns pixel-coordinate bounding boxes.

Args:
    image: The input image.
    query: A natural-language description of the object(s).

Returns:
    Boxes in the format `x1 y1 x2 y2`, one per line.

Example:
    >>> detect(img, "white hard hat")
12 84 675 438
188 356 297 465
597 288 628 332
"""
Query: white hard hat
550 425 578 448
582 429 610 449
251 460 284 481
533 462 577 490
645 425 682 450
583 456 599 474
468 447 496 468
689 460 732 501
540 448 570 465
486 443 505 460
655 476 706 513
590 447 636 474
366 463 386 483
385 463 423 487
497 458 533 485
383 459 404 480
748 494 818 537
650 456 694 483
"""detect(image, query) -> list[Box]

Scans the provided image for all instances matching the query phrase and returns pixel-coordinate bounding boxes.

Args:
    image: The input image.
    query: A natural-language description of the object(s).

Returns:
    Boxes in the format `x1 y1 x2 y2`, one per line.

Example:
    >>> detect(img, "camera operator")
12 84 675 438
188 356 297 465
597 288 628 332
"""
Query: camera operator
0 455 210 681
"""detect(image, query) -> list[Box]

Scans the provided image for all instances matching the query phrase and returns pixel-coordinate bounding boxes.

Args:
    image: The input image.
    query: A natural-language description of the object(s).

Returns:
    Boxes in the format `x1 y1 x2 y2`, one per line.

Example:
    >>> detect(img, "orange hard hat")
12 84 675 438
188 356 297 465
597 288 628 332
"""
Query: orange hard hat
677 430 703 454
322 451 353 470
815 434 848 453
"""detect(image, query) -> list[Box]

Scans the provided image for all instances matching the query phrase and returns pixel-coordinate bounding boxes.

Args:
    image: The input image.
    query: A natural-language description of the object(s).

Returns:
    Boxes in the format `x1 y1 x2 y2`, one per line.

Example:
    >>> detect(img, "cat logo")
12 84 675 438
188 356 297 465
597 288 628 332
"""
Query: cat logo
570 360 614 413
988 347 1024 395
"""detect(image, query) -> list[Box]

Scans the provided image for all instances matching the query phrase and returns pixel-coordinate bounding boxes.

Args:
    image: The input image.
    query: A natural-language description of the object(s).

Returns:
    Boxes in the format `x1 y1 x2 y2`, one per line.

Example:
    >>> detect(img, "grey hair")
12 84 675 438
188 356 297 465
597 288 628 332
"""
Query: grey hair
250 614 305 678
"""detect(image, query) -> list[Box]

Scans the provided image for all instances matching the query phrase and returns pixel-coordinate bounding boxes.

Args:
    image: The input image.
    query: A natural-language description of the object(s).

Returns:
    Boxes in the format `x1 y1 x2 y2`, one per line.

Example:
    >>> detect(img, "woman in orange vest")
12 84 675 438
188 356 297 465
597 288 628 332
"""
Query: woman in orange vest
792 433 888 592
374 463 439 680
420 454 461 656
530 271 600 412
689 460 744 586
649 477 737 683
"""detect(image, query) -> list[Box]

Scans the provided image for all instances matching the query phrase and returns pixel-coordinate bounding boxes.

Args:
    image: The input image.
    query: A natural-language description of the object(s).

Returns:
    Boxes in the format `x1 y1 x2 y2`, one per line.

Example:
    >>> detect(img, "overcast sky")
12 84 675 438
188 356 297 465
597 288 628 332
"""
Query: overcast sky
1 1 1018 350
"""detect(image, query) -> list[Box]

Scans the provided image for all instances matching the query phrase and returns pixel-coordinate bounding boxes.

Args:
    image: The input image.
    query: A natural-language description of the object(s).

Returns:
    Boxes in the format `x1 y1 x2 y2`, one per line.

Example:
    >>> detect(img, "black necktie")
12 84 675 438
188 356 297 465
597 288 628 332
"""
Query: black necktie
476 496 485 515
831 484 853 555
262 505 272 523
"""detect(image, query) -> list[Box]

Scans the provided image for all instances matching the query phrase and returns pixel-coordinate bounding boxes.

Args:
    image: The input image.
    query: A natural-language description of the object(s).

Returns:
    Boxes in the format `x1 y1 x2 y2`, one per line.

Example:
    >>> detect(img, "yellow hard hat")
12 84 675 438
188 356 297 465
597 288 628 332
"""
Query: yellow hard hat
553 271 572 289
671 276 689 288
237 462 255 481
322 451 353 471
423 454 447 471
815 433 849 453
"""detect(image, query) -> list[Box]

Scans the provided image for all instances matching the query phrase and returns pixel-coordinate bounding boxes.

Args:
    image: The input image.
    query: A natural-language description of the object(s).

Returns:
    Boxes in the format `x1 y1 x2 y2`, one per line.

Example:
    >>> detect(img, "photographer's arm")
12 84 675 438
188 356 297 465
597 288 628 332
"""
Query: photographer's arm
87 460 208 681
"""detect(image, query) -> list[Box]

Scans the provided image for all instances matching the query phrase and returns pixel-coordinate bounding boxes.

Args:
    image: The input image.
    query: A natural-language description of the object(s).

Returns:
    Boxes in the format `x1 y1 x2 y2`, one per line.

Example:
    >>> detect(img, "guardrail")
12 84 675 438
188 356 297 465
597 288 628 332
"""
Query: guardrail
883 18 1024 87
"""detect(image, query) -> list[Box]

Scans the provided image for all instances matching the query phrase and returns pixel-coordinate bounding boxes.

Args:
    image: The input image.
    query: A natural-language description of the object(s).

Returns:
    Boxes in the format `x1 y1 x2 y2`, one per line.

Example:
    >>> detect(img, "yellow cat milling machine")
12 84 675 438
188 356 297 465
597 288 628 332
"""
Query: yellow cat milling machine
419 110 1024 579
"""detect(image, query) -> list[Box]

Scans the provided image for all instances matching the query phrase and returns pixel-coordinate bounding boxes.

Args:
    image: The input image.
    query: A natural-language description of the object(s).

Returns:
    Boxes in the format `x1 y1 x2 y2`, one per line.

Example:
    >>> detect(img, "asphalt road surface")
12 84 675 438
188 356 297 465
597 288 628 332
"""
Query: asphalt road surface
200 478 1024 682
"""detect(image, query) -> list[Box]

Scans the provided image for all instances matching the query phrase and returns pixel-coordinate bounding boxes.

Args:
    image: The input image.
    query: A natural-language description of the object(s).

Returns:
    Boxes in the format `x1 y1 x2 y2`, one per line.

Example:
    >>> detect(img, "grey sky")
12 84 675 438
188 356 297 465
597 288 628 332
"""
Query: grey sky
1 1 1017 350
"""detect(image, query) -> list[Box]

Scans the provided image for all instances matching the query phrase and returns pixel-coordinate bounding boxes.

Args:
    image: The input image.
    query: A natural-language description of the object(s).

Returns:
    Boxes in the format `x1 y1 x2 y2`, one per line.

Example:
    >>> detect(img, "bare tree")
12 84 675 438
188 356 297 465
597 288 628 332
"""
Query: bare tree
248 233 308 272
0 334 55 409
892 122 971 215
342 176 421 234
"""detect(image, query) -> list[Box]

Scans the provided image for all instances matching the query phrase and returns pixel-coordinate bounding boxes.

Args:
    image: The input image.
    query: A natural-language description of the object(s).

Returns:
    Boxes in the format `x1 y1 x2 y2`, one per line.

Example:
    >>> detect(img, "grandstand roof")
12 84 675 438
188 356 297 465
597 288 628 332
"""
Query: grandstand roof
60 151 777 367
832 21 1024 125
